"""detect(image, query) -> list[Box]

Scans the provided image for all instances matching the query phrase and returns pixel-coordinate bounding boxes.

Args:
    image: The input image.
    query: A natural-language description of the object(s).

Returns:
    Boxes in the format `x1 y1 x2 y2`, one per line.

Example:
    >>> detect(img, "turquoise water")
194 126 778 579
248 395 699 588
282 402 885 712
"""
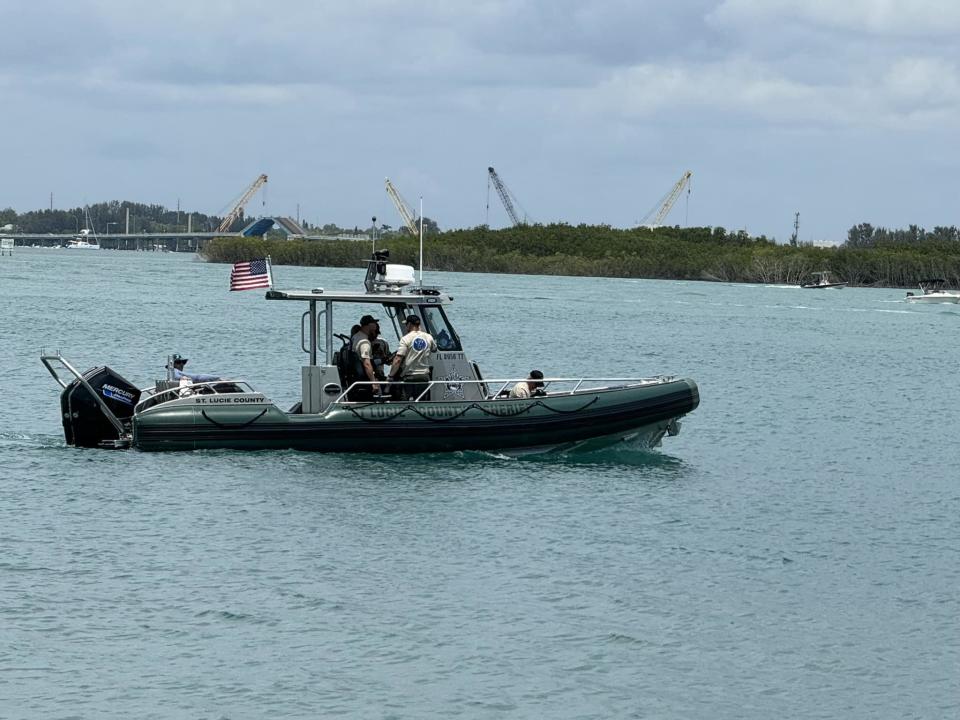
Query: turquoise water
2 249 957 718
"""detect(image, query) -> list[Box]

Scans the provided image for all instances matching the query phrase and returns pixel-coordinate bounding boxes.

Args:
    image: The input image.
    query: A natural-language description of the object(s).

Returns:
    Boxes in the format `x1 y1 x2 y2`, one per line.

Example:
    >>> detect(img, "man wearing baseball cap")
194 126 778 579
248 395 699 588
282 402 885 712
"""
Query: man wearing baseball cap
389 314 437 400
350 314 381 399
167 353 220 383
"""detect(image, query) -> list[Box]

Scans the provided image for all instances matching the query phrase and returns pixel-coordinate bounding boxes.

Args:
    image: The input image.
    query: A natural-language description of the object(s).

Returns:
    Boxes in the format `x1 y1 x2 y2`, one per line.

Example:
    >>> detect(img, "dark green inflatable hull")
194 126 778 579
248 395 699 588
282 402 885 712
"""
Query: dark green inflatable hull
132 378 699 454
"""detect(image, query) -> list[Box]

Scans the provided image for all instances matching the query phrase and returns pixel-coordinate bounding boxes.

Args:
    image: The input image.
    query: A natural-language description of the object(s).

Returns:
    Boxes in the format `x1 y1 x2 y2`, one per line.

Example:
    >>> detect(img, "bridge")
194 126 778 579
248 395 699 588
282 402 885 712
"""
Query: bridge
7 232 222 251
241 216 306 237
2 215 378 251
235 217 371 242
4 228 376 252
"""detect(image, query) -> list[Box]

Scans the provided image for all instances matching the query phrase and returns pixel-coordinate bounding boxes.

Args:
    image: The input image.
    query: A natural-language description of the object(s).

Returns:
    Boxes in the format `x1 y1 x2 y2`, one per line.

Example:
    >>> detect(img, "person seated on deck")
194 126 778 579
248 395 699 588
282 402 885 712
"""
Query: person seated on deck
350 315 382 400
336 324 362 384
509 370 546 399
388 315 437 401
167 354 220 383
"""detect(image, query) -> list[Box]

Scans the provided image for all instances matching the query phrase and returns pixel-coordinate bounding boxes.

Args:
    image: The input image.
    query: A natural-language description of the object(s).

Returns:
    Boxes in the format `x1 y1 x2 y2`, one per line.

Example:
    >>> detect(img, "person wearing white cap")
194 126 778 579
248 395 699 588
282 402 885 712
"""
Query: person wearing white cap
167 353 220 383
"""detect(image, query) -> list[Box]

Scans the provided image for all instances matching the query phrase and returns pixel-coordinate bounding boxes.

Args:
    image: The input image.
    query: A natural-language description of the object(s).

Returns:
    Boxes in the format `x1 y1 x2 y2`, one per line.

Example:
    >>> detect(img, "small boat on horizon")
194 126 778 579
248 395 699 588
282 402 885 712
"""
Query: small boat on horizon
905 278 960 304
801 271 846 289
66 206 101 249
65 238 100 250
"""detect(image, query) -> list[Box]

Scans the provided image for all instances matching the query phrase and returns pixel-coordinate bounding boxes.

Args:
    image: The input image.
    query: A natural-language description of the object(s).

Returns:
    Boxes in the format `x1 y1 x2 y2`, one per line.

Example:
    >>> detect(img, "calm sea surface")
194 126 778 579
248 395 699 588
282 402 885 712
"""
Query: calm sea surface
1 248 957 718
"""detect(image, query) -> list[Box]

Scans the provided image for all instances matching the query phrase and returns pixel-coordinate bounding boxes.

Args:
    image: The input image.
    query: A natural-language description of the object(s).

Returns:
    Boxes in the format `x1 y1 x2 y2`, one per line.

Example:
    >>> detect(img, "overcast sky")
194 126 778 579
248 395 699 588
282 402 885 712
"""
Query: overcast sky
2 0 958 242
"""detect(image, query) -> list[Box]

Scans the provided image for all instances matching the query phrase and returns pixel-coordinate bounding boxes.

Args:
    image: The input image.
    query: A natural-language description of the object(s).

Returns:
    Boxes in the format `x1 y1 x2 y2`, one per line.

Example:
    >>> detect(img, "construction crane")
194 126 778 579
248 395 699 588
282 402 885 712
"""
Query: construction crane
384 177 420 236
217 174 268 233
639 170 692 227
487 166 529 226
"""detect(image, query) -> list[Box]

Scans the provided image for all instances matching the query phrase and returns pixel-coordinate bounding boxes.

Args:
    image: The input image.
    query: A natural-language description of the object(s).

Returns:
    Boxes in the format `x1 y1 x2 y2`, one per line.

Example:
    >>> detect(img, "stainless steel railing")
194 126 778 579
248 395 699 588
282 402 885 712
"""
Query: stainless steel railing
332 375 675 404
135 379 256 413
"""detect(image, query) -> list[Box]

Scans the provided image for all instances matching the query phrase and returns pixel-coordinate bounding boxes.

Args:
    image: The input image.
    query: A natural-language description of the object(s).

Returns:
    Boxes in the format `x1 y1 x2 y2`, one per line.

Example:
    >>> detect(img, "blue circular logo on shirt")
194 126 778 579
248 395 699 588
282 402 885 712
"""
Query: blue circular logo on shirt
413 337 427 351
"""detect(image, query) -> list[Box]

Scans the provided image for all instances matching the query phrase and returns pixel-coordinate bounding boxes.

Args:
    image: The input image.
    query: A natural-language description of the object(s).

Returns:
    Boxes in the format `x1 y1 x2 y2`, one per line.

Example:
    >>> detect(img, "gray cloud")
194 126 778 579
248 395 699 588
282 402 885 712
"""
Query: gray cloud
1 0 958 241
466 0 726 66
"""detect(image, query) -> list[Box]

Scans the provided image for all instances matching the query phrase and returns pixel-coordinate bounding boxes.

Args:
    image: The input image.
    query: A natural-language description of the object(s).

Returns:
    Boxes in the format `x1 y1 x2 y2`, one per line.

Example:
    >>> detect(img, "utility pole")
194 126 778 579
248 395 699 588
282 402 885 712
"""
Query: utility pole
49 192 53 211
790 212 799 246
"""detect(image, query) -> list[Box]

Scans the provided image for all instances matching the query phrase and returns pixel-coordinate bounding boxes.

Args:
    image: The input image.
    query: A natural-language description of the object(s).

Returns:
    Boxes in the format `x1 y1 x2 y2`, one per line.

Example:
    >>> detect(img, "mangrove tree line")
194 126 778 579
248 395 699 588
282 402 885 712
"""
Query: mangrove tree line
201 222 960 287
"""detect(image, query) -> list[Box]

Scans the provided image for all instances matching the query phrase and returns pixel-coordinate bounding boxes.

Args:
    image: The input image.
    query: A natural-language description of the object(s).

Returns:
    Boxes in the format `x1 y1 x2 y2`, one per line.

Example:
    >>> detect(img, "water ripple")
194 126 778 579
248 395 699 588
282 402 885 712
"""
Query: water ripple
1 252 957 718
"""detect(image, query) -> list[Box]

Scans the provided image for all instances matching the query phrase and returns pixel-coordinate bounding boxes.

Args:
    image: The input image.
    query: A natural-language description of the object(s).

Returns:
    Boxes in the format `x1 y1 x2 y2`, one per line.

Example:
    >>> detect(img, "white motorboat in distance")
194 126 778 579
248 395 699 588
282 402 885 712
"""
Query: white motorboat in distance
800 271 846 289
65 228 100 250
905 279 960 304
65 239 100 250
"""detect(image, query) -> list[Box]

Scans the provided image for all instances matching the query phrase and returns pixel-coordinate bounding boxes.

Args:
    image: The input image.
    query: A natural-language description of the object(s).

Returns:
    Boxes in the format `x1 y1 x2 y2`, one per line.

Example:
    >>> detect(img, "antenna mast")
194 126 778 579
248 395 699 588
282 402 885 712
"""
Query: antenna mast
790 212 799 246
419 197 424 283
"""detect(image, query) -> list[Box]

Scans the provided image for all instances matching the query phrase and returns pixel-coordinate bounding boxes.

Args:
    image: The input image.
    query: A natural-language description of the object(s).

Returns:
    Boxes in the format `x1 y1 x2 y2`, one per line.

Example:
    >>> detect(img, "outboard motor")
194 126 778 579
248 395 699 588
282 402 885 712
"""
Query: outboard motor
60 366 141 448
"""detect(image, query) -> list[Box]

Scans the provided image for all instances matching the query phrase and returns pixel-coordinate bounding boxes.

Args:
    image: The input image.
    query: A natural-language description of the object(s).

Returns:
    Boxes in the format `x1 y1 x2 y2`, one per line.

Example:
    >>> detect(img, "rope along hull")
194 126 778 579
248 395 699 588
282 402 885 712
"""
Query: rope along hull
133 379 699 453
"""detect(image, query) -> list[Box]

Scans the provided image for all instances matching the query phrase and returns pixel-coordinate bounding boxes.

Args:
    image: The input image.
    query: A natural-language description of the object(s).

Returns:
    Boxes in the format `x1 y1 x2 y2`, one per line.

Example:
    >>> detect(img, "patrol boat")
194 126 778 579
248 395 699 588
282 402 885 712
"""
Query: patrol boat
41 252 700 454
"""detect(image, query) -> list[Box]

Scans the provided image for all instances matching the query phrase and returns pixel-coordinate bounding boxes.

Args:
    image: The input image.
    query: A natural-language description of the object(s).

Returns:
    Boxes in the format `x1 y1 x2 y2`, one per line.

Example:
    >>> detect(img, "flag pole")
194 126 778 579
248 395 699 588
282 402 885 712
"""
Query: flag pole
418 196 423 284
267 255 274 288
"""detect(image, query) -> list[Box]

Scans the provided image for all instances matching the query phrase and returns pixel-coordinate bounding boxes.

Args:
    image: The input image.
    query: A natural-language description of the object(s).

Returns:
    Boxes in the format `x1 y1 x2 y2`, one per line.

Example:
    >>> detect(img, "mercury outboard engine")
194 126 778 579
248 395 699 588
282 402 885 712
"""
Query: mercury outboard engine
60 366 141 448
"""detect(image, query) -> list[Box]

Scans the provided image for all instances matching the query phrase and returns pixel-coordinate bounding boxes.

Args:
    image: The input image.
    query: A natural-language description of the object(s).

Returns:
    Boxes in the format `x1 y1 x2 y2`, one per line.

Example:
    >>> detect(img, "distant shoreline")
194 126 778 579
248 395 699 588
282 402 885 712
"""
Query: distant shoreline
199 227 960 290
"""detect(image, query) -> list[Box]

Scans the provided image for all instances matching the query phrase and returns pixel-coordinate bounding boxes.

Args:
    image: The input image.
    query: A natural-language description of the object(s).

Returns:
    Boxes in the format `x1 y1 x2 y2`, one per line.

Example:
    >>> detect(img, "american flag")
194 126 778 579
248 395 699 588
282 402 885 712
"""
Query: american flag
230 258 272 291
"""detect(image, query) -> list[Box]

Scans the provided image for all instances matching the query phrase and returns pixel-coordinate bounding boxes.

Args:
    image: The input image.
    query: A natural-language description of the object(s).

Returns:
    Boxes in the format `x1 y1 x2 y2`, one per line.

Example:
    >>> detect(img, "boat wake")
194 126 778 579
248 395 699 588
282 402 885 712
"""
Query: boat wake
0 431 63 449
454 445 685 468
525 444 687 468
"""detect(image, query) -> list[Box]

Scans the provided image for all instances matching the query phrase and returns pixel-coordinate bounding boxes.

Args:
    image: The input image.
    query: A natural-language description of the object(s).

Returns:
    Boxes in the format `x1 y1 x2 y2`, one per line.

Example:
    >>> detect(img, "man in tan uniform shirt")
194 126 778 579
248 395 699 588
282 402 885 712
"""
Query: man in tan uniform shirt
509 369 545 399
351 314 381 399
389 315 437 400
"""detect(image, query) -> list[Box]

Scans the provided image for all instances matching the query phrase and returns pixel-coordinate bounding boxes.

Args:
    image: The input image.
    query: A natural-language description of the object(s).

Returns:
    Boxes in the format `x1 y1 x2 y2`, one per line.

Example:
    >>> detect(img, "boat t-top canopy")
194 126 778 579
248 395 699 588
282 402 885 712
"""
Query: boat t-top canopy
266 251 451 305
917 278 948 292
265 288 452 304
262 253 460 367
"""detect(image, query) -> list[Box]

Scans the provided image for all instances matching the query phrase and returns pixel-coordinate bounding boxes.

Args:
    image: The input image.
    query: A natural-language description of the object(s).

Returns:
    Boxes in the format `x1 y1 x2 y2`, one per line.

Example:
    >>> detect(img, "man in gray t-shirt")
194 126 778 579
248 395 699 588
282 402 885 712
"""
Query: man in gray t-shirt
389 315 437 400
